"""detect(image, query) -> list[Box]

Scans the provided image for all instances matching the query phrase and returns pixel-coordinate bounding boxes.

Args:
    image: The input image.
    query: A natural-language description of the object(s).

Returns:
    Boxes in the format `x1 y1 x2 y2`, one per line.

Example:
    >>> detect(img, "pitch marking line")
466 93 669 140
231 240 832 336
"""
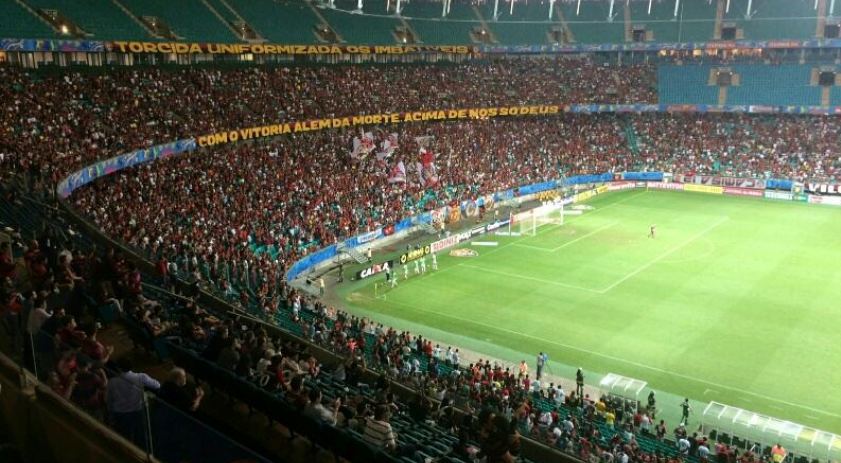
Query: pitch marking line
423 191 650 280
513 221 620 253
357 294 841 419
459 264 604 294
597 216 731 294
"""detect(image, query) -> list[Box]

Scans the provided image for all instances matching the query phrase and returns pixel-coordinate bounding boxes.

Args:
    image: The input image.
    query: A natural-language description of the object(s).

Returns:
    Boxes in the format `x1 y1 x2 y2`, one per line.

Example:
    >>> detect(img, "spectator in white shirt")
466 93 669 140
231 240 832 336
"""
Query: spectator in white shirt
106 358 161 448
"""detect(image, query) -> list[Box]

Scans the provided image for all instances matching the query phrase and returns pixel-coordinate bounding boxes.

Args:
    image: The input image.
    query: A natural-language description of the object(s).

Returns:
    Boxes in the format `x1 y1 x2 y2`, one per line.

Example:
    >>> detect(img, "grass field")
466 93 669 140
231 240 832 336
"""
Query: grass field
339 189 841 436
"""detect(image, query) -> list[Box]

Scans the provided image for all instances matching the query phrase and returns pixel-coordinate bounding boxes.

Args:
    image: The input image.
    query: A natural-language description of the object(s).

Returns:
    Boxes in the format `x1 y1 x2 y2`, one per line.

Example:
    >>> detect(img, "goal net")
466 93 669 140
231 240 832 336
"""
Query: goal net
512 201 564 236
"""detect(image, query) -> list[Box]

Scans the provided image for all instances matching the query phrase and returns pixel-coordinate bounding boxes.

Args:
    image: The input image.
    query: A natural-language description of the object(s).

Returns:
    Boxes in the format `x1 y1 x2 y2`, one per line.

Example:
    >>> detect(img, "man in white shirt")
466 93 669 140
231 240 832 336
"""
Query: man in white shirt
106 359 161 448
678 437 691 455
363 405 397 450
303 388 339 426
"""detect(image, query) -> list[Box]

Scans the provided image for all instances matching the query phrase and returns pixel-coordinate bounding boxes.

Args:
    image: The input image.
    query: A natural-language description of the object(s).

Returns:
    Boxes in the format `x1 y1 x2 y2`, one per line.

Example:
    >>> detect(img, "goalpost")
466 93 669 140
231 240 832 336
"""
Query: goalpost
509 201 565 236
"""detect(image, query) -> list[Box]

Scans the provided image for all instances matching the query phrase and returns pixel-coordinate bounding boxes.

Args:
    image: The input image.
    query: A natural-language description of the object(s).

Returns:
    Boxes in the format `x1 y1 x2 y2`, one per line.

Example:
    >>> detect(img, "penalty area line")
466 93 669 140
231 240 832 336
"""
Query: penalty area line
459 264 604 293
512 221 619 253
352 293 841 419
597 216 730 294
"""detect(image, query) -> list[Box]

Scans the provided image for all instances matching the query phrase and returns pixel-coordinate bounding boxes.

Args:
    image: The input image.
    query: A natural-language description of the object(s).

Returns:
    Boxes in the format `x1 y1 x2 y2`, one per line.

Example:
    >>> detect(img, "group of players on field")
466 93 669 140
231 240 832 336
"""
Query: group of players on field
385 253 438 288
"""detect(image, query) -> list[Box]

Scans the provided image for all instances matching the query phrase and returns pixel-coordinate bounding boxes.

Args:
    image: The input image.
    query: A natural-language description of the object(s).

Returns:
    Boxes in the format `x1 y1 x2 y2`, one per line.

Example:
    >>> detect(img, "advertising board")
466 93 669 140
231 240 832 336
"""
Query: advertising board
399 245 431 264
647 182 684 191
723 187 763 197
684 184 724 194
764 191 793 201
356 261 394 280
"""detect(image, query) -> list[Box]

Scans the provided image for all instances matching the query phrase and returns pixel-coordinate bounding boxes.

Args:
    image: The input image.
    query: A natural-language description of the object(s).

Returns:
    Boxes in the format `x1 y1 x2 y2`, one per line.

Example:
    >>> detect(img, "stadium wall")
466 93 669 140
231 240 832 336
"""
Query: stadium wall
0 351 157 463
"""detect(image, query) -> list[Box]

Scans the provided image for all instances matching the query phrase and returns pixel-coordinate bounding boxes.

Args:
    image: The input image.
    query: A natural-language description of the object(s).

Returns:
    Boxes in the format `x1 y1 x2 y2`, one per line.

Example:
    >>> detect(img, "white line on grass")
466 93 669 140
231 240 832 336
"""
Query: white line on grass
459 264 604 293
425 191 650 279
513 221 619 252
598 216 730 294
357 293 841 419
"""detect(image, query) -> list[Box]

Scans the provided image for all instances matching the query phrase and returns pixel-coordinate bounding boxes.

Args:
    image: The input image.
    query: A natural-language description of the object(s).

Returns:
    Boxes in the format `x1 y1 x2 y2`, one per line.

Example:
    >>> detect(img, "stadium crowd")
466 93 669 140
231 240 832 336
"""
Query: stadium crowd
0 56 835 463
0 57 655 187
66 111 841 312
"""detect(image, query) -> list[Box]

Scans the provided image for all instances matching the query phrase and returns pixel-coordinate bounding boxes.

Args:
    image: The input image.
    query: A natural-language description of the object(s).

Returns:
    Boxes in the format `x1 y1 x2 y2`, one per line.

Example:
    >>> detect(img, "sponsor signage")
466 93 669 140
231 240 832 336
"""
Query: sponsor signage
356 229 382 244
486 219 510 232
808 195 841 206
684 184 724 195
647 182 684 191
794 193 809 202
470 225 487 236
764 191 793 201
399 245 431 264
356 260 394 280
574 190 597 203
806 183 841 195
608 181 636 191
431 235 459 253
595 185 609 194
723 187 763 197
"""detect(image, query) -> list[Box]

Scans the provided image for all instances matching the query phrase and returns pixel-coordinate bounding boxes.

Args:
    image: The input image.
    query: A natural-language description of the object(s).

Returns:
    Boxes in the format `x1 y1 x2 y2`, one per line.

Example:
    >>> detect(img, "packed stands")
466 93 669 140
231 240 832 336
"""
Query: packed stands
4 33 841 463
0 58 656 185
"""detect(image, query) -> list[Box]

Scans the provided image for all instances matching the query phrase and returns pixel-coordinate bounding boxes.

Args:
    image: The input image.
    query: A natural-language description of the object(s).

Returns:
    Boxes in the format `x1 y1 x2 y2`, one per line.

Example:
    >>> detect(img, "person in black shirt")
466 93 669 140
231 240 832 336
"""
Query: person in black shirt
576 368 584 400
680 398 692 424
158 367 203 413
647 390 657 419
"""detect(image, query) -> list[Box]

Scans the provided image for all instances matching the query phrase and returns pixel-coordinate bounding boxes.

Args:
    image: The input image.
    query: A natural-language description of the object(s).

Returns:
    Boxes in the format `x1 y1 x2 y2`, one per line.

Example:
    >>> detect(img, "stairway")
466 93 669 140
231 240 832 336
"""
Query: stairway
555 6 574 42
623 121 640 156
713 0 725 39
471 5 498 43
419 223 438 235
200 0 242 40
623 0 632 42
110 0 159 38
718 86 728 105
816 0 828 38
336 243 369 263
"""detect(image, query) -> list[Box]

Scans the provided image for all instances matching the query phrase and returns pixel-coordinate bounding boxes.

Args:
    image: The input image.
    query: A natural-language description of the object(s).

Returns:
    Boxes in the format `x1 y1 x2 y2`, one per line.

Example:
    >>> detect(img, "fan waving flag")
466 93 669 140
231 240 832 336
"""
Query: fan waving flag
419 147 439 187
351 131 376 159
377 132 399 160
388 160 406 183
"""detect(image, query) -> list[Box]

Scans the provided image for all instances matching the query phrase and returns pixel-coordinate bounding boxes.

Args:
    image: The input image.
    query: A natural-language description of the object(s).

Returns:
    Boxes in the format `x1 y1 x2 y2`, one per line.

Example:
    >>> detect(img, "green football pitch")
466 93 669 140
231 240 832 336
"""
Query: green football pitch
338 189 841 434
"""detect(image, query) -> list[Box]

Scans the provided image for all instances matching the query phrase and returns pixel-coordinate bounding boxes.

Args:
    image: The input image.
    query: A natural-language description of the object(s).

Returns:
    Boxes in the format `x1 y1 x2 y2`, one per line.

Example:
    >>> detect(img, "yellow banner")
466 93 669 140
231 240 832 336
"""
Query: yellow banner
197 105 562 147
111 41 471 55
683 184 723 194
574 190 596 203
595 185 609 194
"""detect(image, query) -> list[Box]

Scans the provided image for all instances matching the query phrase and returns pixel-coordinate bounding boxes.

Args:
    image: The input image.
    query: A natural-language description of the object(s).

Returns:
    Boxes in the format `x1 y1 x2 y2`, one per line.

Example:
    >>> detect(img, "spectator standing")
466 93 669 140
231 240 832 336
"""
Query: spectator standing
106 359 161 448
363 404 397 451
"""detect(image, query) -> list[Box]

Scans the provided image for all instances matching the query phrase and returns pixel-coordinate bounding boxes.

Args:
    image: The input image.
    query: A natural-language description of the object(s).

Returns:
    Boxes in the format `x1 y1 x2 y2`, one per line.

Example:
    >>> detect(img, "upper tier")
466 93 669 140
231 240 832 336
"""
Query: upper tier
0 0 825 45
